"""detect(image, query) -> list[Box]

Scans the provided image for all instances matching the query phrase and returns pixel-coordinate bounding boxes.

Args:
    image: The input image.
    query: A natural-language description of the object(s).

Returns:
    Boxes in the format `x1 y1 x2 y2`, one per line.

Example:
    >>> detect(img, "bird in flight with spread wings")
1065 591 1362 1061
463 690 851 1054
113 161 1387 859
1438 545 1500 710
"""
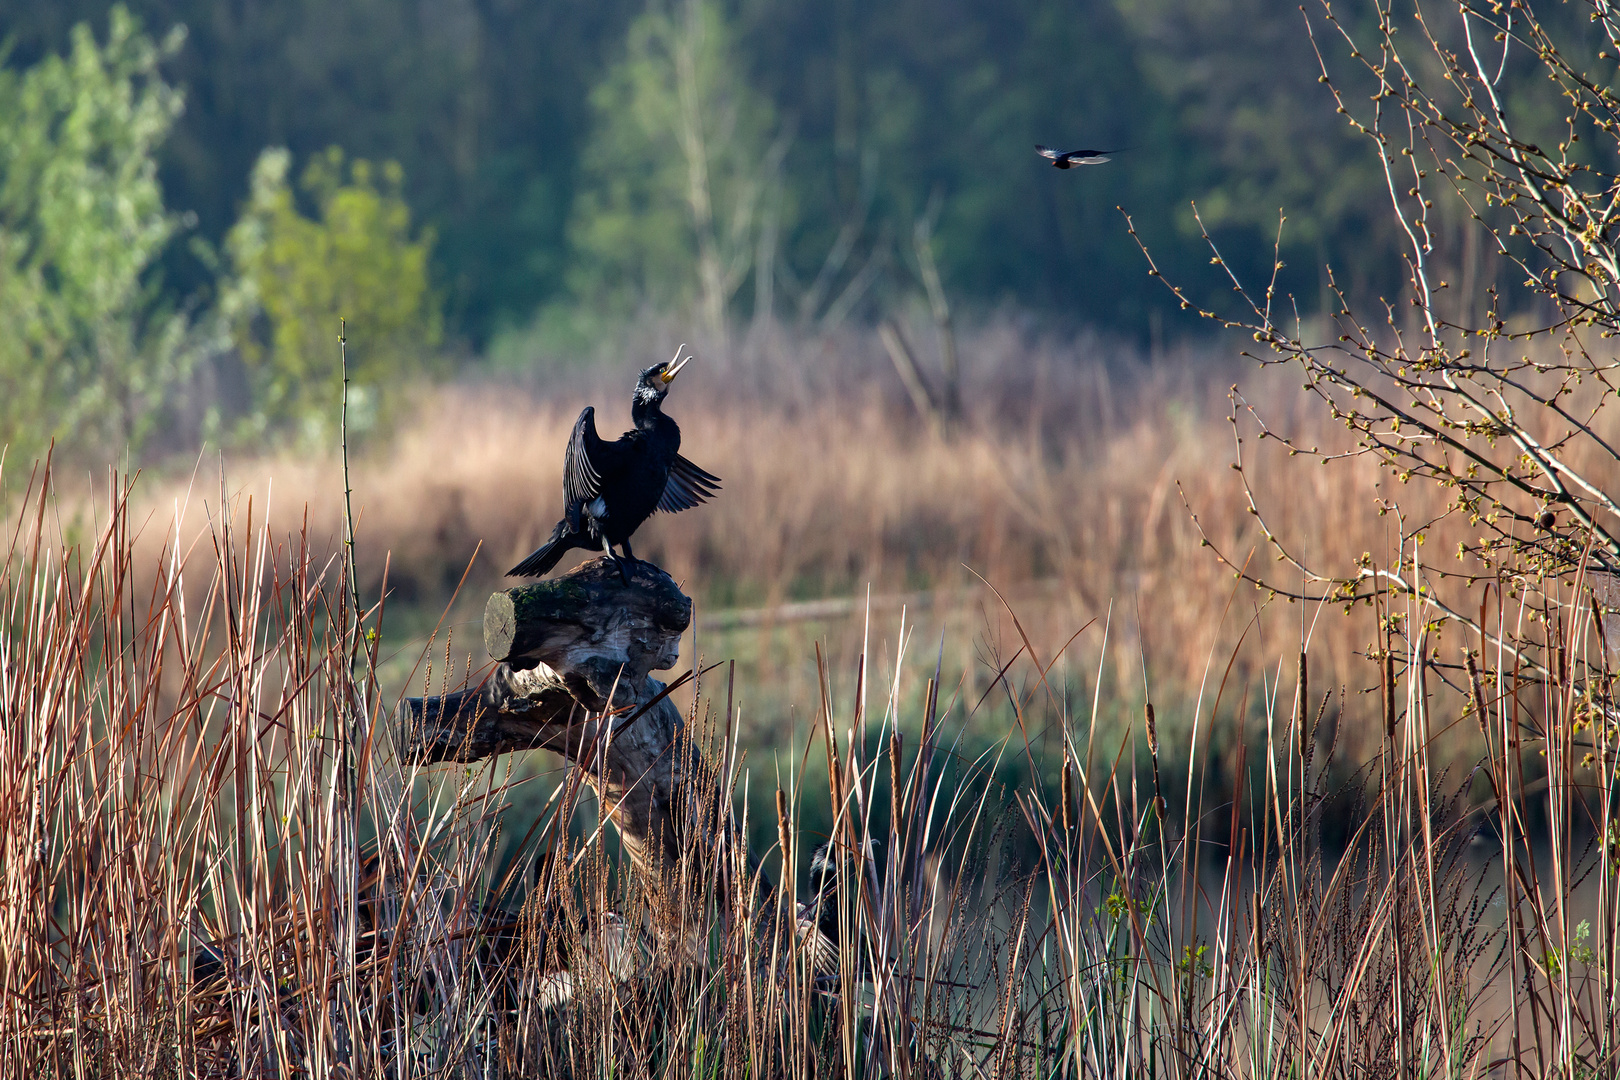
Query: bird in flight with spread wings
1035 144 1115 169
508 346 720 584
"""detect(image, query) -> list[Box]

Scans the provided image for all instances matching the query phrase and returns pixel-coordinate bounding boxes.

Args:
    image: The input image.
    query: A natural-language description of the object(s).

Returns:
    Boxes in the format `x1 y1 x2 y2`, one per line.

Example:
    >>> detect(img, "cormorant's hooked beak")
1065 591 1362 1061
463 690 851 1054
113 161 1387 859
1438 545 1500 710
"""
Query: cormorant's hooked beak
662 345 693 383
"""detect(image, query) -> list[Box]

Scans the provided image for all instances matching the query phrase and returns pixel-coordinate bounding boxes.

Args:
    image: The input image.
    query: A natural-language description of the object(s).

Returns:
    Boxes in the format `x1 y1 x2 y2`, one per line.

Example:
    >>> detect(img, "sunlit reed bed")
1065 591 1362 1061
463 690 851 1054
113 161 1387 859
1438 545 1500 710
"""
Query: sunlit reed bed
1 455 1615 1077
117 327 1429 763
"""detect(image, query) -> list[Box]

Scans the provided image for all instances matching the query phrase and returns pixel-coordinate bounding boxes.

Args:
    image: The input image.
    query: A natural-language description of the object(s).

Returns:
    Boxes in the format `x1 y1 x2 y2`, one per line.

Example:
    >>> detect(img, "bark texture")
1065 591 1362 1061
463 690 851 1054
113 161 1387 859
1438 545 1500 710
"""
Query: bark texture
397 557 705 879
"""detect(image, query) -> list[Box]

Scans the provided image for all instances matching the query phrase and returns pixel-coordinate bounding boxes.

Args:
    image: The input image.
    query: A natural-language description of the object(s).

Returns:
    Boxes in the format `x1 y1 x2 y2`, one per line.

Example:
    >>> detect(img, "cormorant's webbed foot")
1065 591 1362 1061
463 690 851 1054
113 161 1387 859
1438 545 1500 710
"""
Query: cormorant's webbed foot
613 552 632 586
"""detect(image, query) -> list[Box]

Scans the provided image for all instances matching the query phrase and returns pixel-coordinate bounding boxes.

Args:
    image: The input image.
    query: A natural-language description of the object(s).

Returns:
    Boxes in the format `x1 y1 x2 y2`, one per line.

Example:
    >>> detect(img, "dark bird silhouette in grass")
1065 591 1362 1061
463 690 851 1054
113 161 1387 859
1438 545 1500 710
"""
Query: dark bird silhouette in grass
1035 144 1115 168
508 347 720 585
801 839 883 978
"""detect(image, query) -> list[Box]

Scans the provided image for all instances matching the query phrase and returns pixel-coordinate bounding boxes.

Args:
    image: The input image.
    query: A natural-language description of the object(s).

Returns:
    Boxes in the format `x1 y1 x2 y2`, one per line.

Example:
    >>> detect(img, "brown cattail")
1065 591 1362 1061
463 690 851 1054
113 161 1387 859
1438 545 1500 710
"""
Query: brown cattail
889 732 903 807
775 788 791 869
1144 703 1166 823
1296 648 1309 758
1383 650 1397 742
823 706 842 811
1466 649 1489 736
1591 591 1610 657
889 731 904 847
1060 755 1075 834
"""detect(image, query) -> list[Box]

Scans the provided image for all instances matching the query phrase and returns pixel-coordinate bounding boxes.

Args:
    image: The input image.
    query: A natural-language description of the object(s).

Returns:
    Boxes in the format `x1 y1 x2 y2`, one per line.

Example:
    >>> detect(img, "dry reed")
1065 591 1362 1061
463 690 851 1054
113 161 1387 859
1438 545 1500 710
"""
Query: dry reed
3 343 1616 1073
104 322 1468 764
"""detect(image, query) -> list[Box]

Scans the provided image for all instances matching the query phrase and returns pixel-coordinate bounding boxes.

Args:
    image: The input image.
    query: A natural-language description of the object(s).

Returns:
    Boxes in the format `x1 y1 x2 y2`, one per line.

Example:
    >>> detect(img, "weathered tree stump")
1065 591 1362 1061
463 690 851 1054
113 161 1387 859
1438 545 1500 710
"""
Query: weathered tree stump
397 557 724 884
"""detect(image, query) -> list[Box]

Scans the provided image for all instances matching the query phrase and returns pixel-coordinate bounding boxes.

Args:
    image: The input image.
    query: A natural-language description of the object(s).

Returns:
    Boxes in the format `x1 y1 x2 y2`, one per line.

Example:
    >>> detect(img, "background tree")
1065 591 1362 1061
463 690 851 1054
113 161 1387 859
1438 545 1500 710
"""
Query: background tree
0 6 212 461
563 0 785 348
225 146 441 443
1152 0 1620 656
6 0 1606 378
0 0 1410 354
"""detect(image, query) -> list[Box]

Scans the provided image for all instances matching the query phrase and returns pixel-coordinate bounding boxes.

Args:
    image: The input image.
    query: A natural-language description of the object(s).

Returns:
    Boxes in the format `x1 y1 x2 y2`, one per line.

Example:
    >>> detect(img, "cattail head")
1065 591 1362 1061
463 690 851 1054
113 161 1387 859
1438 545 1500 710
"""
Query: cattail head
889 731 903 803
775 788 791 867
1465 649 1488 736
1383 651 1397 742
1296 648 1309 756
822 706 842 809
1060 754 1075 833
1144 704 1166 823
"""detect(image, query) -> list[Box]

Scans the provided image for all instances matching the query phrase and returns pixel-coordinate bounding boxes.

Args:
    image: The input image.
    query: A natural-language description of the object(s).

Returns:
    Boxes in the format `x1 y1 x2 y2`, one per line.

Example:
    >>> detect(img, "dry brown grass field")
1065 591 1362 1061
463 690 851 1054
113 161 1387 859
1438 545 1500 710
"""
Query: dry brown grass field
109 323 1440 764
8 322 1617 1076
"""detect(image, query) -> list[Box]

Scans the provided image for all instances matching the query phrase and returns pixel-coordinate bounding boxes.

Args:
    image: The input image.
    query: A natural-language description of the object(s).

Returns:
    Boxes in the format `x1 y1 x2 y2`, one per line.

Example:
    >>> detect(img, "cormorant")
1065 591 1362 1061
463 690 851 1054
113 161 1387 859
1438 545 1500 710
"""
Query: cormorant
508 347 720 584
800 838 882 978
1035 144 1114 168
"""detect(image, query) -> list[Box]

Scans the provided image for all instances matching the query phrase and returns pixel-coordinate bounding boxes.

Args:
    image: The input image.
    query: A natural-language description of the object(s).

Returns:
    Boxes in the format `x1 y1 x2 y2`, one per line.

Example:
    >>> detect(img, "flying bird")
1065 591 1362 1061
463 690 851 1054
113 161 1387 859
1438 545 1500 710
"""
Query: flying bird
1035 144 1114 168
508 347 720 584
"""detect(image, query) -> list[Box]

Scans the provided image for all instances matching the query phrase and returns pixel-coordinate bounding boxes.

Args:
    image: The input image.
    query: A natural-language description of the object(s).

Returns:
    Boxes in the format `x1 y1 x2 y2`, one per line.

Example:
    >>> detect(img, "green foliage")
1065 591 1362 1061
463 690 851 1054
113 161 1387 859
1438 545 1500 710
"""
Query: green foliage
1177 942 1212 977
1115 0 1377 245
0 0 1555 356
0 6 207 461
565 0 783 338
225 146 441 443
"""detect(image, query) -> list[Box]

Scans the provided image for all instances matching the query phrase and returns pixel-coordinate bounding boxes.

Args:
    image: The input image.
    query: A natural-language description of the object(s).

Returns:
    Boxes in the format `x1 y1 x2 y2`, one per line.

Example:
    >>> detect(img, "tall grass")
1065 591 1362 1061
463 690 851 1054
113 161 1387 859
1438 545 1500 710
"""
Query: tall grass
3 419 1616 1076
115 322 1455 764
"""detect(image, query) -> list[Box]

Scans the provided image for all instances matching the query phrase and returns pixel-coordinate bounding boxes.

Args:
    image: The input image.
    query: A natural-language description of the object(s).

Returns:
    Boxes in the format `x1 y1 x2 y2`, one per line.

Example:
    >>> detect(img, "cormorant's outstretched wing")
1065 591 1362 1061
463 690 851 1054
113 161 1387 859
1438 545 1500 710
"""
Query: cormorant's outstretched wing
1036 144 1114 166
563 407 607 508
656 454 722 514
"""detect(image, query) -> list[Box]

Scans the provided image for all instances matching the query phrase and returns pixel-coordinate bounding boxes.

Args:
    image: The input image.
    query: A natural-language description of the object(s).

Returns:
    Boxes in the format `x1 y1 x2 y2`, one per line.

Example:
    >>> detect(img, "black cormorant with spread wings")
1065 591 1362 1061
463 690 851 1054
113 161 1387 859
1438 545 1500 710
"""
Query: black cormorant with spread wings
508 347 720 583
1035 144 1114 168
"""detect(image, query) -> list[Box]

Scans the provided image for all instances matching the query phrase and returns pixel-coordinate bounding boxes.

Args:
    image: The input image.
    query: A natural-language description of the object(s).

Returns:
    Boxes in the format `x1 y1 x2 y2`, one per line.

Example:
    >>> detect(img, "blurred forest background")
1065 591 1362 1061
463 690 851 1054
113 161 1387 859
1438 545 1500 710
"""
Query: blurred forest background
0 0 1591 721
0 0 1442 463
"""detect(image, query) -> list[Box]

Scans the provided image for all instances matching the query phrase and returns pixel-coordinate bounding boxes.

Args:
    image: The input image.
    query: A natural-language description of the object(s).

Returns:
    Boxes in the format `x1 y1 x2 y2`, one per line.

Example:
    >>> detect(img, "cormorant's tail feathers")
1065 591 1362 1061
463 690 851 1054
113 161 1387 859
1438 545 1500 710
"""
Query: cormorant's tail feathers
507 522 578 578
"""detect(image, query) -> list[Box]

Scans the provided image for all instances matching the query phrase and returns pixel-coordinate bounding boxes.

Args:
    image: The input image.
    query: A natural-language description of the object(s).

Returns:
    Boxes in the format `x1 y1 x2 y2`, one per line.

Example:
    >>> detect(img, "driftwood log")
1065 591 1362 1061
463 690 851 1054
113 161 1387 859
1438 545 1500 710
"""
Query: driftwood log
397 557 736 886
